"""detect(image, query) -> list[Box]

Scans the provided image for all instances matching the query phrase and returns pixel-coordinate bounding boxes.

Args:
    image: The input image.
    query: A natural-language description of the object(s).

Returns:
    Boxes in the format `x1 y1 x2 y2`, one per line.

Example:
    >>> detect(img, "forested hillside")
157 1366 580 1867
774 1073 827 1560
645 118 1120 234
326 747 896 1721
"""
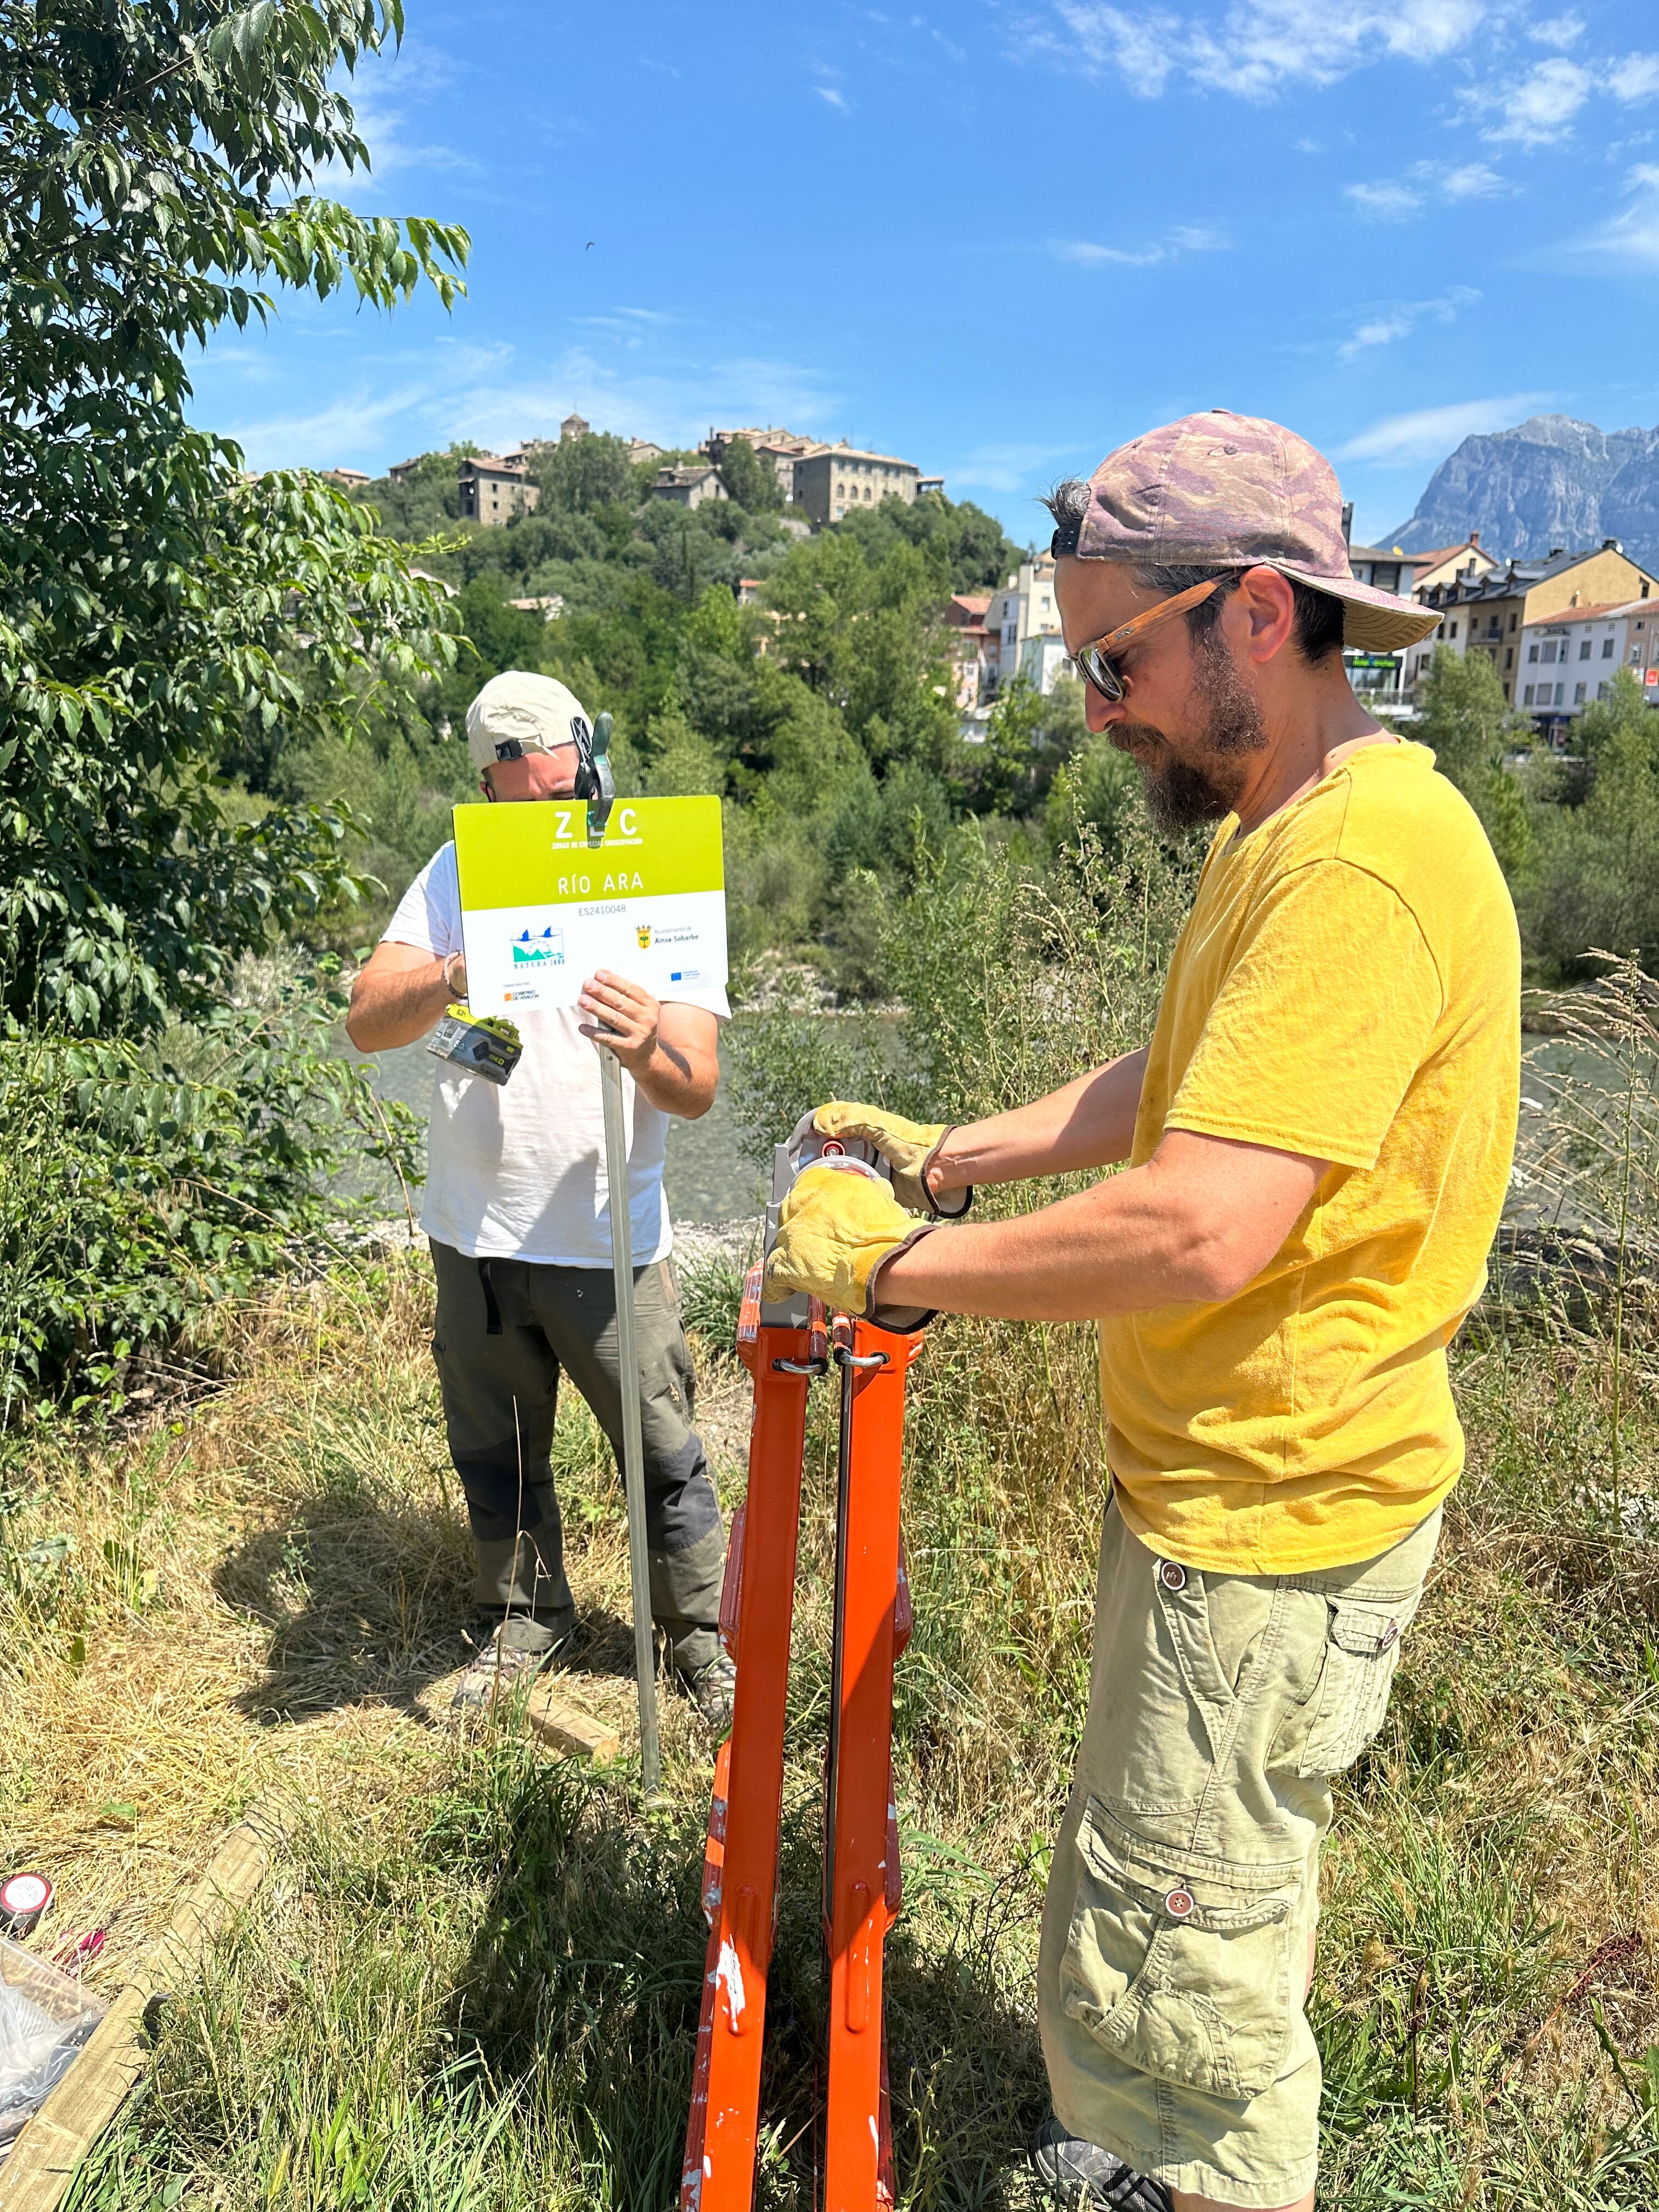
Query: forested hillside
250 430 1659 992
247 435 1125 996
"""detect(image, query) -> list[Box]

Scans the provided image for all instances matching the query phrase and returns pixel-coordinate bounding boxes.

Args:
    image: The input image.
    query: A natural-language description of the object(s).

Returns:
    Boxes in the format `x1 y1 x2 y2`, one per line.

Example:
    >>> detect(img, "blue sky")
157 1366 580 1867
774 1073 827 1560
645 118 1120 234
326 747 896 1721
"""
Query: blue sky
193 0 1659 550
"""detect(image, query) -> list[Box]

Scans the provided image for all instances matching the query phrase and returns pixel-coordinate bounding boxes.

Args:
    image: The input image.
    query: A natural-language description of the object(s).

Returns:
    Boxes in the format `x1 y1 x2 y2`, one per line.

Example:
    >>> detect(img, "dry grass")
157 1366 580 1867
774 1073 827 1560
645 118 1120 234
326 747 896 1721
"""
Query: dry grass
1 1244 1656 2208
3 912 1657 2207
0 1259 748 1983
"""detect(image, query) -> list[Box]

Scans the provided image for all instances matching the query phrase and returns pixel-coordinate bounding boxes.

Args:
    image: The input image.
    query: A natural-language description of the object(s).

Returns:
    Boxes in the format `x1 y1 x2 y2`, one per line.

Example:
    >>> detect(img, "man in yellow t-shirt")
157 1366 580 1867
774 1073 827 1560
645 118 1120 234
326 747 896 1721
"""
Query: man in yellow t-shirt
765 411 1519 2212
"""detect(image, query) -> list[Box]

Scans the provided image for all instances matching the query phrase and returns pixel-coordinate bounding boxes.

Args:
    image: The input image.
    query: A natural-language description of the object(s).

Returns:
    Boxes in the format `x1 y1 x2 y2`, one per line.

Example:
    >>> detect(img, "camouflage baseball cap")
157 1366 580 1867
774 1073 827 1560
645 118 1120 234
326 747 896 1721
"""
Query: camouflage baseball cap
1069 409 1438 652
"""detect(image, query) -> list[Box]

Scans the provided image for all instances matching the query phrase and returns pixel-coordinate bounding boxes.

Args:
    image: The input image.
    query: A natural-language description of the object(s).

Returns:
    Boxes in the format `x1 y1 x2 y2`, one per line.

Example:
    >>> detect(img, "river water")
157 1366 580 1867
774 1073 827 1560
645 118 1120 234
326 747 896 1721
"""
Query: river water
343 1020 1641 1240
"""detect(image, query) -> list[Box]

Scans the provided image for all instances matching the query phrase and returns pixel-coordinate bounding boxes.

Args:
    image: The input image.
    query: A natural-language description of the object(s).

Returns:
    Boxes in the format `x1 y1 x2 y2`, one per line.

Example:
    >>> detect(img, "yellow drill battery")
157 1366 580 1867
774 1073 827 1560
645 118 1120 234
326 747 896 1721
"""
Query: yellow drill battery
426 1005 523 1086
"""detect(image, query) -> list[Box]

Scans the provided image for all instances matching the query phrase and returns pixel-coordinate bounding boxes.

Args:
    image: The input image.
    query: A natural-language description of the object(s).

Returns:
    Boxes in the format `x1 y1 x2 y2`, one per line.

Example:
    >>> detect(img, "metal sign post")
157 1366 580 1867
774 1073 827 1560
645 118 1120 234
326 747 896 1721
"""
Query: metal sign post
598 1040 662 1798
586 719 661 1797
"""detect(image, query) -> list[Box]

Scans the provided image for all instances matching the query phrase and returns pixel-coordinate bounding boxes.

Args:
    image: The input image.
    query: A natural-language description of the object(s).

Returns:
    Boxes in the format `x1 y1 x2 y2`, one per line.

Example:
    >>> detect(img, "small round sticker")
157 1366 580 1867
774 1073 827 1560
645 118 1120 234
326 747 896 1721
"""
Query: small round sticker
1165 1887 1195 1920
1158 1560 1188 1592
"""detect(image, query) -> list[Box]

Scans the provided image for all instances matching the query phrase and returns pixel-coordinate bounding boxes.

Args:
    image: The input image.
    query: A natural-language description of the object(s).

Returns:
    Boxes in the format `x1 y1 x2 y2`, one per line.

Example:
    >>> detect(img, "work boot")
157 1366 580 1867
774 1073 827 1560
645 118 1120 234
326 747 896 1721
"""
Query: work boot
452 1611 572 1712
1031 2117 1172 2210
676 1651 736 1735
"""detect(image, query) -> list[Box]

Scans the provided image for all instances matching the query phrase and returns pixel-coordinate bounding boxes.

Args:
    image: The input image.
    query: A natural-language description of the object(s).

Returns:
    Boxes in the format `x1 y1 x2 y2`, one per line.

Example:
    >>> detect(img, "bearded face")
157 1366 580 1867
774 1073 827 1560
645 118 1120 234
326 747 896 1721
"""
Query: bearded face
1111 623 1269 837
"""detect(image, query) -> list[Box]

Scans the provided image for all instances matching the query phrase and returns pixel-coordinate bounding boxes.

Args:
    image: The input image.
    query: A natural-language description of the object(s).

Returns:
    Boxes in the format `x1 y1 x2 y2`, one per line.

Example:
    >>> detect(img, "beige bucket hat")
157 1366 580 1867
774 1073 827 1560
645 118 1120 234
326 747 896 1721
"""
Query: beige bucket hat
465 670 594 771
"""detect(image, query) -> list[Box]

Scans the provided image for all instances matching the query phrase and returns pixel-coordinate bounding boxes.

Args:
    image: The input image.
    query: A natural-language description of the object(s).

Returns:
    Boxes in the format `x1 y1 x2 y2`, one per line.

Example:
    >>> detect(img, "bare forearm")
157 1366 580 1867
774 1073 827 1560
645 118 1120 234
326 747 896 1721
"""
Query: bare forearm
631 1040 717 1119
932 1047 1149 1194
346 961 450 1051
879 1157 1217 1321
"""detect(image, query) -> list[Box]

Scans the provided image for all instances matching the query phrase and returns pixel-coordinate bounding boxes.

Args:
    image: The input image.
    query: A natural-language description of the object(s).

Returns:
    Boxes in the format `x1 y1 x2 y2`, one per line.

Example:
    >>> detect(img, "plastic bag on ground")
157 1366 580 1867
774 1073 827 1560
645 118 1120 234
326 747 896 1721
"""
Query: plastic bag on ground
0 1937 106 2159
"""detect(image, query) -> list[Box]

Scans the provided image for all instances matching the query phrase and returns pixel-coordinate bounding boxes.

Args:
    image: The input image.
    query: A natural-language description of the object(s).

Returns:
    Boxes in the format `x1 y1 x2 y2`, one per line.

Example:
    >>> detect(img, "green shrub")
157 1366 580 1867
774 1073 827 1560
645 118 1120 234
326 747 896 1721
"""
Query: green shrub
0 968 421 1414
675 1250 746 1352
1515 672 1659 980
725 1009 884 1166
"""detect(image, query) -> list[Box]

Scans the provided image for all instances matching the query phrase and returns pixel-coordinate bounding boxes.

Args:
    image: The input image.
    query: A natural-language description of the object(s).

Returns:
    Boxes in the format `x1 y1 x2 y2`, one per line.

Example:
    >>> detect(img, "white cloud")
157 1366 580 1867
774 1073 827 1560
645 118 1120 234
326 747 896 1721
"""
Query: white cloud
1052 0 1485 101
1050 224 1229 268
574 306 682 341
1528 12 1583 48
1170 223 1228 251
815 84 851 110
1345 161 1510 222
1479 57 1591 144
1612 53 1659 104
211 379 448 467
1337 285 1481 360
1337 392 1553 465
947 442 1079 495
1341 311 1415 354
1054 239 1166 267
307 77 477 202
1345 180 1423 219
1054 5 1181 97
1442 161 1508 199
1587 162 1659 264
447 352 845 462
204 332 850 476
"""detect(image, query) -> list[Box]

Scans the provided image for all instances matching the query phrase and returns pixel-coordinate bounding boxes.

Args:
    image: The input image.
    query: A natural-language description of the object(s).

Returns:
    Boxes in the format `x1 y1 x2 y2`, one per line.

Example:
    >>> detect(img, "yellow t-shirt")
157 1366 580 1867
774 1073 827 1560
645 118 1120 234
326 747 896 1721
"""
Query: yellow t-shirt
1102 740 1520 1575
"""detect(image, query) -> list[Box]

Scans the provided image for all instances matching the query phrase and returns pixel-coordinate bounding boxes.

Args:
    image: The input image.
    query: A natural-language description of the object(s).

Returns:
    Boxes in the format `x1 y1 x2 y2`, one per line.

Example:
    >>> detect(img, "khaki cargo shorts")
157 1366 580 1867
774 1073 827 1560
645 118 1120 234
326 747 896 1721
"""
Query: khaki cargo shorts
1037 1494 1441 2208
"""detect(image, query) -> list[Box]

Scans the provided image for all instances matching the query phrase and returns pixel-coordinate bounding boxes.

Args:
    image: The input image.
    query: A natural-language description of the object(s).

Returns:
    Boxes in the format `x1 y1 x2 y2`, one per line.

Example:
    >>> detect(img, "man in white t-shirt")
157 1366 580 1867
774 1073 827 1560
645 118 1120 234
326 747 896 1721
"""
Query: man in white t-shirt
346 670 734 1725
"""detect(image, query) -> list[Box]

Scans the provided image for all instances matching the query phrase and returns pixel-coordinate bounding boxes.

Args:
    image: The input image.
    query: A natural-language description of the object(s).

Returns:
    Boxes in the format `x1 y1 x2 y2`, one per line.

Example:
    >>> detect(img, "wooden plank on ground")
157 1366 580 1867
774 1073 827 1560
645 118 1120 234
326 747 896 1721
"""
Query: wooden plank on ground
0 1803 281 2212
524 1686 621 1762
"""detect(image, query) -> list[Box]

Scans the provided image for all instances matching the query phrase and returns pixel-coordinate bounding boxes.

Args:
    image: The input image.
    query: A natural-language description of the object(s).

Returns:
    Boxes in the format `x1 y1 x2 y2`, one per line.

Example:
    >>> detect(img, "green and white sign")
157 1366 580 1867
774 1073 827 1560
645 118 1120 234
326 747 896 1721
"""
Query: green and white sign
452 795 726 1012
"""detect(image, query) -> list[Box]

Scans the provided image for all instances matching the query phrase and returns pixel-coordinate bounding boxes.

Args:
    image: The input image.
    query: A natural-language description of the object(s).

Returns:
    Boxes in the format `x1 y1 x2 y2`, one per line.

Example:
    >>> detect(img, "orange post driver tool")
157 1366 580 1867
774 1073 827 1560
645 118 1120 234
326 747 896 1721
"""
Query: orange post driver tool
682 1126 923 2212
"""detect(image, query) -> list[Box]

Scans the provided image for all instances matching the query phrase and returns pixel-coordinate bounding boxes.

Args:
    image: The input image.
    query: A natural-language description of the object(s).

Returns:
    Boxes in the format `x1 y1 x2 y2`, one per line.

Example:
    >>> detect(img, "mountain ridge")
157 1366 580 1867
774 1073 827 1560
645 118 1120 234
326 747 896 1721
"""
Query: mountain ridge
1386 414 1659 575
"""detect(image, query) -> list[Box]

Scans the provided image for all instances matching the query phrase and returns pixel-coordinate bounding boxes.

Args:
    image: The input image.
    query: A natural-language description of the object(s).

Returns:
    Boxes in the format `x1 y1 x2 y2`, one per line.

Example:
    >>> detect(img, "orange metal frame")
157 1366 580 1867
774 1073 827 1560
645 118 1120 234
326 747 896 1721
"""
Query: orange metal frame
682 1279 921 2212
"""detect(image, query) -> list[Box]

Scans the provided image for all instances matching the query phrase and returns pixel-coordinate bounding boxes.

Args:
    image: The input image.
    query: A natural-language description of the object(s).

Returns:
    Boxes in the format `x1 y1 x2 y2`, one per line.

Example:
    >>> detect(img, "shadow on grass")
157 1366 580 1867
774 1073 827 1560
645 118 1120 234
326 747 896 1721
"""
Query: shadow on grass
213 1488 475 1725
214 1487 658 1728
435 1743 1051 2209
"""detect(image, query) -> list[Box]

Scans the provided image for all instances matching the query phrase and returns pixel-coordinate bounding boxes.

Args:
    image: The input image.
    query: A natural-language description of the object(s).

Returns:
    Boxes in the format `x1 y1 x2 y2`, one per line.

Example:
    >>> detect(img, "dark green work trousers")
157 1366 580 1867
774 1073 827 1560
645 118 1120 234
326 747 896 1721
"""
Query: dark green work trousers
430 1238 725 1672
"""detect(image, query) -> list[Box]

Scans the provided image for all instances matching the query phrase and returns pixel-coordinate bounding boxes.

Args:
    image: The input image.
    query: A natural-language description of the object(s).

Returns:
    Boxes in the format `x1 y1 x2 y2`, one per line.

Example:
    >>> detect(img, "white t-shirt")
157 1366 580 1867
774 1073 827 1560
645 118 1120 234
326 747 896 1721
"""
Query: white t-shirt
382 843 730 1267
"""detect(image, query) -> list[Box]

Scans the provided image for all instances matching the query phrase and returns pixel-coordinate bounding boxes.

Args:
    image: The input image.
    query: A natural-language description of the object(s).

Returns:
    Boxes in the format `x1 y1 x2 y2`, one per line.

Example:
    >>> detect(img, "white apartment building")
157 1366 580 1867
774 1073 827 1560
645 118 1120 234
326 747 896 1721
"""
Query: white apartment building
985 555 1075 695
1518 599 1659 724
1017 633 1076 693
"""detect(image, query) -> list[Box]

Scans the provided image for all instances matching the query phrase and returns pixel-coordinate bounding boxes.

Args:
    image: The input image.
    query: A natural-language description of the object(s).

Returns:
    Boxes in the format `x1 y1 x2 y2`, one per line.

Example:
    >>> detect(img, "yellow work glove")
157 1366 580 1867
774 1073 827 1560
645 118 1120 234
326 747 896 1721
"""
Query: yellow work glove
763 1165 940 1330
813 1102 973 1218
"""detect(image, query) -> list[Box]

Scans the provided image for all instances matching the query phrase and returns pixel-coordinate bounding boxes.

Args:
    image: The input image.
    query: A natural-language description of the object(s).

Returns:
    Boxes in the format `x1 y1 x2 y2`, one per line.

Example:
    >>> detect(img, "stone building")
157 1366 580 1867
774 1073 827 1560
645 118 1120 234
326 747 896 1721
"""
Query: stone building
648 463 729 509
457 453 539 526
792 442 921 527
702 426 820 503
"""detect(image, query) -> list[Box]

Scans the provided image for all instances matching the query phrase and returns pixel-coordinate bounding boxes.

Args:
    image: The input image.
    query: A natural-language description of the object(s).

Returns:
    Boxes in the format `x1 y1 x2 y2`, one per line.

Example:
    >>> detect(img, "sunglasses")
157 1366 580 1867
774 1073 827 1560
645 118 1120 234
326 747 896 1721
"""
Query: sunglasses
1071 577 1224 704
